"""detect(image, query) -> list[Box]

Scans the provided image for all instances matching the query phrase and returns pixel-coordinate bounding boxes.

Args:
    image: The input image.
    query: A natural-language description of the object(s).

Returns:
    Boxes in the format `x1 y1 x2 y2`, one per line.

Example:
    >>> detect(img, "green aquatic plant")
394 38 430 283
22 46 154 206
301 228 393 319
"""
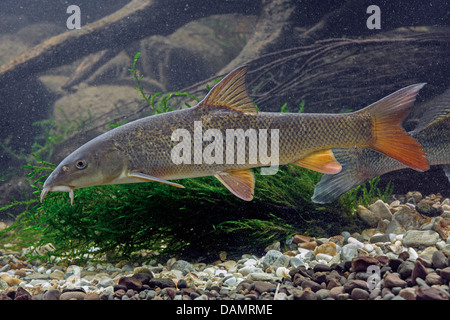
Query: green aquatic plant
1 54 394 262
1 153 364 261
129 52 200 113
339 176 394 211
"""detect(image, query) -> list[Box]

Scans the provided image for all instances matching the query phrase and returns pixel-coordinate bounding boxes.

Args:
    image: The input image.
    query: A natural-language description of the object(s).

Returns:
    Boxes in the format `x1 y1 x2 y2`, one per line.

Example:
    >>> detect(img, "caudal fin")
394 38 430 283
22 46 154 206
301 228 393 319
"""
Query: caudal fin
359 83 429 172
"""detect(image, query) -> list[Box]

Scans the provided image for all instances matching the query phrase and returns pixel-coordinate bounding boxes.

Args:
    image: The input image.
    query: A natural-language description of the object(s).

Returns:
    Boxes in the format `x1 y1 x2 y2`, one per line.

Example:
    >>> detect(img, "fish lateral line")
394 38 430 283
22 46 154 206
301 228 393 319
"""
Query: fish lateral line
40 65 429 204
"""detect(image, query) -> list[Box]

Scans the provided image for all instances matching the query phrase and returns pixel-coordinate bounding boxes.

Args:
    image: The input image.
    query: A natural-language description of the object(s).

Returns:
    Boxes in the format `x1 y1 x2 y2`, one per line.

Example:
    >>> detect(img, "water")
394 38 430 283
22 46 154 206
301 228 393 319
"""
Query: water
0 0 448 220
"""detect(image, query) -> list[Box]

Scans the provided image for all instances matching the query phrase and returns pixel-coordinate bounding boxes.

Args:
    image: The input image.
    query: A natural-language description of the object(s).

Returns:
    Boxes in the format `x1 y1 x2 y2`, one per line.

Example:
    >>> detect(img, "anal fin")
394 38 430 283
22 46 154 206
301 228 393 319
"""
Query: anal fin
292 149 342 174
129 172 185 188
215 169 255 201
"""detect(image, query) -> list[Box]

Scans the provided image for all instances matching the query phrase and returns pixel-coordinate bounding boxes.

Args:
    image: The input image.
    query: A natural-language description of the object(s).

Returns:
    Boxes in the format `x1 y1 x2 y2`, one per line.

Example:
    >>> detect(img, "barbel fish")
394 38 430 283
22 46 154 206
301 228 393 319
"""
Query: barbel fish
312 88 450 204
40 66 429 205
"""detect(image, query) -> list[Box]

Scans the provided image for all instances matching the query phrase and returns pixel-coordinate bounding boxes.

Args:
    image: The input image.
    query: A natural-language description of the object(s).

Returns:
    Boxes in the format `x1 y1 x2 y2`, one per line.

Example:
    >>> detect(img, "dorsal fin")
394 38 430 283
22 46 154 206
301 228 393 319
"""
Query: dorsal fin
198 65 258 114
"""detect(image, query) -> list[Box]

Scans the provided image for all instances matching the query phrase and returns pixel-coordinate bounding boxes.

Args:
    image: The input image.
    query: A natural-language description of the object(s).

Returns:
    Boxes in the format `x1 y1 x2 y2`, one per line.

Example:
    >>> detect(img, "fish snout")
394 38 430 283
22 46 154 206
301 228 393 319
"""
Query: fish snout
40 184 75 205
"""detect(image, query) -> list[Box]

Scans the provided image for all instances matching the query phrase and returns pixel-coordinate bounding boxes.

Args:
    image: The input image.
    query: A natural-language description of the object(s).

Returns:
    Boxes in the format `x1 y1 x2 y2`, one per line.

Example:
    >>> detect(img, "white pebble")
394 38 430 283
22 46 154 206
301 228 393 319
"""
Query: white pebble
408 247 418 260
36 266 46 273
386 252 398 259
395 234 404 241
436 241 446 250
214 269 227 277
290 257 305 268
203 267 216 276
364 244 374 252
275 267 290 278
223 276 237 287
243 259 258 266
388 233 397 241
315 253 333 262
347 237 364 248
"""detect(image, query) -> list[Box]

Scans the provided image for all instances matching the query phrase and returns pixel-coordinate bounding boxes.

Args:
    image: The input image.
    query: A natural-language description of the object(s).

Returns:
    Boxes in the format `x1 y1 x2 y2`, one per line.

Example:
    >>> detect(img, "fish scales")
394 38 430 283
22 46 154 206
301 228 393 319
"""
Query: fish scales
110 108 373 179
40 65 428 204
312 88 450 204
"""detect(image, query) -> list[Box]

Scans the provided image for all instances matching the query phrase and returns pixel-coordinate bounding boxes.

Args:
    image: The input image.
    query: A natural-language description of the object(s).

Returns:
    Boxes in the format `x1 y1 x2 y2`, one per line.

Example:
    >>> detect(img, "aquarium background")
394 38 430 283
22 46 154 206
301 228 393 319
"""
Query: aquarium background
0 0 449 260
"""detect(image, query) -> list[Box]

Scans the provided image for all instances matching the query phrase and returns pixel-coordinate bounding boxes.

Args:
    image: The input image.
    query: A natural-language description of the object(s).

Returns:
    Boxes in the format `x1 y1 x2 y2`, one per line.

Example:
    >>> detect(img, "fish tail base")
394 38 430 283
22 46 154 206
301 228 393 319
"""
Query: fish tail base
362 83 429 172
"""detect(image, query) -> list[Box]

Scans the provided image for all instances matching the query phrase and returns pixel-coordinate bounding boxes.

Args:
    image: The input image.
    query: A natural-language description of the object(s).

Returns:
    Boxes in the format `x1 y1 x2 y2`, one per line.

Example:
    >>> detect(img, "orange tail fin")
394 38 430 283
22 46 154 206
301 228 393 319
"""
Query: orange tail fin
359 83 429 172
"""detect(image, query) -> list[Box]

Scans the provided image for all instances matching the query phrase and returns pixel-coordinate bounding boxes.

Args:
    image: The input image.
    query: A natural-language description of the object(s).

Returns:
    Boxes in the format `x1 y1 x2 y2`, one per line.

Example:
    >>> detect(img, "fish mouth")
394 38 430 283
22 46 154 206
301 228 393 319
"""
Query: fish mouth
40 186 75 205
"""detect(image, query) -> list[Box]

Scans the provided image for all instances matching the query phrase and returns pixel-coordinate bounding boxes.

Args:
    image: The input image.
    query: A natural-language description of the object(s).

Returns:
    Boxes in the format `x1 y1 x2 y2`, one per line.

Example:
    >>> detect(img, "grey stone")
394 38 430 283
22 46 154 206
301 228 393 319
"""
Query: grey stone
402 230 440 247
397 260 414 278
60 291 86 300
341 243 359 261
385 219 405 235
432 251 447 269
315 289 330 300
341 231 351 243
262 250 283 268
351 288 370 300
370 234 390 243
272 254 290 269
290 257 305 268
43 289 61 300
357 205 381 227
170 260 195 275
368 200 393 220
0 279 8 291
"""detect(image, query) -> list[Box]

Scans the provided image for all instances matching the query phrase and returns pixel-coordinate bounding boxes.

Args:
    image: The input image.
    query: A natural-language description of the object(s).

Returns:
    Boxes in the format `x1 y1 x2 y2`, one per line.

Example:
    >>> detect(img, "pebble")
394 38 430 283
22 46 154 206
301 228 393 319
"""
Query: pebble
431 250 447 269
314 242 337 256
384 273 406 288
351 287 370 300
60 291 86 300
357 205 381 227
0 194 449 300
402 230 440 247
341 243 360 261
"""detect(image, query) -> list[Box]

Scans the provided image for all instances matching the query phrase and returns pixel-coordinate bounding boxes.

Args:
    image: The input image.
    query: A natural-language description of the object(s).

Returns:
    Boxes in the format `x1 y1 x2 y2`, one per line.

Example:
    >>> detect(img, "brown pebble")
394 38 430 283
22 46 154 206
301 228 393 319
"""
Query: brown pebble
440 267 450 281
301 280 322 292
425 273 443 286
84 292 100 300
14 287 32 300
299 287 317 300
416 287 449 300
343 280 367 293
351 256 379 272
298 241 317 250
351 287 369 300
293 235 312 244
384 273 406 288
60 291 86 300
398 251 410 261
398 287 416 300
119 276 143 291
412 260 428 285
329 286 344 300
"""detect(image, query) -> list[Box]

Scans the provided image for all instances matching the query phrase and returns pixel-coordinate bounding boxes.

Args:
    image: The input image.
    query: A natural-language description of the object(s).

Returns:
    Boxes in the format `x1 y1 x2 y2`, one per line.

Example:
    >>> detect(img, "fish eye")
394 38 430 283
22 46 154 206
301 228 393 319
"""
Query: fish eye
75 159 87 170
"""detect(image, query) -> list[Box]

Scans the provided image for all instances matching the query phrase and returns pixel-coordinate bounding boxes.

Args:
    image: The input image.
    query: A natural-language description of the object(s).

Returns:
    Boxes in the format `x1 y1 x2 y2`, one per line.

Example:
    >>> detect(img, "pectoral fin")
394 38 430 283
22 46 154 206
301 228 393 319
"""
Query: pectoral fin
215 169 255 201
292 149 342 174
129 172 185 188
